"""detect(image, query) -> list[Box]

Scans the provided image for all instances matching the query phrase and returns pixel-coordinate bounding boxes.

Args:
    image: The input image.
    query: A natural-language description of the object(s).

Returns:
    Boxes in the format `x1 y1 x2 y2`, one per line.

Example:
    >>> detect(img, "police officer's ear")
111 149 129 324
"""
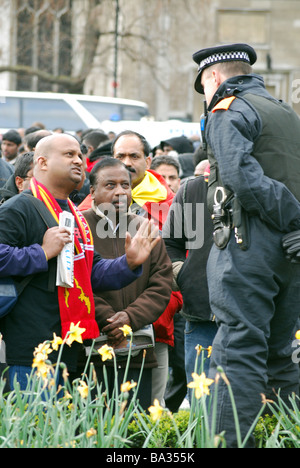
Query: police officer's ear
209 67 224 88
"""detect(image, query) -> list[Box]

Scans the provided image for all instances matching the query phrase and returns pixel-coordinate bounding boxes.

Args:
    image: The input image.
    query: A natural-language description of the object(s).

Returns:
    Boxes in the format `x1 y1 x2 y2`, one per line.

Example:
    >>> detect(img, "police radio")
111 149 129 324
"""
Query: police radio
200 100 208 153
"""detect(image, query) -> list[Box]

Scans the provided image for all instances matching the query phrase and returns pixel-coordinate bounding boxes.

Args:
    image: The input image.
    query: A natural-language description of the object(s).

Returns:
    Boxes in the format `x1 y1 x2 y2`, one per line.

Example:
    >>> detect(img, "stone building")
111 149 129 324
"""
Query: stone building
1 0 300 121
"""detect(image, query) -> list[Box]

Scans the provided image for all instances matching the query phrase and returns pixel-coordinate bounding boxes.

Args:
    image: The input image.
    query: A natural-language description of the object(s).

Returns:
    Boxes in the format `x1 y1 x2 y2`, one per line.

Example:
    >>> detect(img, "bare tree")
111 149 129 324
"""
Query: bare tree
1 0 186 95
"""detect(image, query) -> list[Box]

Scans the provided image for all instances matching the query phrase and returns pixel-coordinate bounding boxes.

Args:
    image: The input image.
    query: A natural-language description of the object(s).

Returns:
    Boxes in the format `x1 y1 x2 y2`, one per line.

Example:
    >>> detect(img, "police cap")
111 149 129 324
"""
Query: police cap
193 43 257 94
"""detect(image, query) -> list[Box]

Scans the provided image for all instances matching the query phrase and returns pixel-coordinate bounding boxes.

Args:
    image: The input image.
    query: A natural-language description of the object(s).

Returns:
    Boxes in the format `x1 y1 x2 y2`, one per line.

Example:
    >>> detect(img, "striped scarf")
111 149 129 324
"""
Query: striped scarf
30 178 99 340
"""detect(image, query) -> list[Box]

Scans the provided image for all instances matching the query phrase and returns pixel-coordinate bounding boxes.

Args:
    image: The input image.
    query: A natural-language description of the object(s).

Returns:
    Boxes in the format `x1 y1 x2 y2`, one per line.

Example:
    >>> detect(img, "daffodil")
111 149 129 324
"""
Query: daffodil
51 333 63 351
119 324 132 337
32 359 54 381
120 381 137 393
295 330 300 341
148 399 164 421
86 428 97 438
77 380 89 399
33 341 53 360
63 391 72 401
207 346 212 358
32 342 54 381
66 322 86 346
98 344 114 361
32 358 46 374
32 352 48 366
187 372 214 399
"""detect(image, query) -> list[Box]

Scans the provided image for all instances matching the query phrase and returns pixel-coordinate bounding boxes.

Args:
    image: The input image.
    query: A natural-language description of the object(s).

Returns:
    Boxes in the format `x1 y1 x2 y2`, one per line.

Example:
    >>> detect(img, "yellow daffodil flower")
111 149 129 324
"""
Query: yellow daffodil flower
51 333 63 351
32 342 54 381
32 352 48 366
119 324 132 337
295 330 300 341
98 344 114 361
63 391 72 401
148 399 164 421
207 346 212 358
32 359 53 381
187 372 214 399
120 381 137 393
66 322 86 347
33 342 53 360
77 380 89 399
86 428 97 438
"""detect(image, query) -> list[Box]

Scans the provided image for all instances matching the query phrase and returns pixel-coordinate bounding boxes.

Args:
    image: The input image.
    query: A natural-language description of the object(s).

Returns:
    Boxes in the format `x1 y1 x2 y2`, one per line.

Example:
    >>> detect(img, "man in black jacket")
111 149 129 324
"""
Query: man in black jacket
163 174 216 394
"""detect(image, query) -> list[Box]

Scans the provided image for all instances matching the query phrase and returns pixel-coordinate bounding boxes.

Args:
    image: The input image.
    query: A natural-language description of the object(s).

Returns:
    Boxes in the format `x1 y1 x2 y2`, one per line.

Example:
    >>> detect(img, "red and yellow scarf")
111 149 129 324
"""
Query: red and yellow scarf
30 178 100 341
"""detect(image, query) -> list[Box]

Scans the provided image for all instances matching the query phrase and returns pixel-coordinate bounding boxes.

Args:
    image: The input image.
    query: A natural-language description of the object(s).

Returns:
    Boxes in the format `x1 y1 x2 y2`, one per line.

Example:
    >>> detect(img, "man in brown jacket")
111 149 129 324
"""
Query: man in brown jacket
82 158 173 409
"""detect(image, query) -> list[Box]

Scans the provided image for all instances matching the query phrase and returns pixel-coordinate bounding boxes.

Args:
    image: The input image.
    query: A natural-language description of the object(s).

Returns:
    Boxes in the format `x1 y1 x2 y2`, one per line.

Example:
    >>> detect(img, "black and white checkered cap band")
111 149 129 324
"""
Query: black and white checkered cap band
198 51 250 71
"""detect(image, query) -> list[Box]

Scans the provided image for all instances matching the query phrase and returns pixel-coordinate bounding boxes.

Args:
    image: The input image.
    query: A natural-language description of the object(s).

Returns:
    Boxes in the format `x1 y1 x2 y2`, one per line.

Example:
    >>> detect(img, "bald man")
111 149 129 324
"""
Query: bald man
0 133 160 391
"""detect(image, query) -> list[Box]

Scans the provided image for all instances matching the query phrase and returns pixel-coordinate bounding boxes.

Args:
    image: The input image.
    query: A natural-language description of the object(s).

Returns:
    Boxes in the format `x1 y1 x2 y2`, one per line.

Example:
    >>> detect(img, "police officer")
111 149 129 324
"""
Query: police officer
192 43 300 447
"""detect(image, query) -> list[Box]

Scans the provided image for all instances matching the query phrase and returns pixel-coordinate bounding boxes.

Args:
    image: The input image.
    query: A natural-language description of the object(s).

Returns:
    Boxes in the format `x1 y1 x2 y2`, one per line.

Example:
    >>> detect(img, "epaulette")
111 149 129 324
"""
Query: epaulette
212 96 236 113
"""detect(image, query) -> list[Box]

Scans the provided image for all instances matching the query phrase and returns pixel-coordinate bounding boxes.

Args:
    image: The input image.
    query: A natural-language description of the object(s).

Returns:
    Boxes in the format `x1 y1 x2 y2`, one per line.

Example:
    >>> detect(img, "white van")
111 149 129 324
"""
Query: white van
0 90 150 135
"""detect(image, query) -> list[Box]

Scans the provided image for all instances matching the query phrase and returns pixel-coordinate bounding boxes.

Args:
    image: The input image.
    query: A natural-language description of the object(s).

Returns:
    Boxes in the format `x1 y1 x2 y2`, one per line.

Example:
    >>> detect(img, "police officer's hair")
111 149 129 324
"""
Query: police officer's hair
112 130 151 158
211 61 252 78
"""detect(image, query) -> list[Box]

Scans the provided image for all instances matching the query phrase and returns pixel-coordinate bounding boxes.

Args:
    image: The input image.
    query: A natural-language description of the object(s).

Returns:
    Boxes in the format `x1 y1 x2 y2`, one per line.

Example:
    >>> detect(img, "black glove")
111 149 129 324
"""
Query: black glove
282 230 300 262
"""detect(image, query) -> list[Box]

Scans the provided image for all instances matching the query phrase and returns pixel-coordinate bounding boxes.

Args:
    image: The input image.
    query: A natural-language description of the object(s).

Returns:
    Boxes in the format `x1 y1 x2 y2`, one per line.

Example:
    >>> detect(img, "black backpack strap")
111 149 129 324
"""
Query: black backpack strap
23 193 58 228
15 274 35 295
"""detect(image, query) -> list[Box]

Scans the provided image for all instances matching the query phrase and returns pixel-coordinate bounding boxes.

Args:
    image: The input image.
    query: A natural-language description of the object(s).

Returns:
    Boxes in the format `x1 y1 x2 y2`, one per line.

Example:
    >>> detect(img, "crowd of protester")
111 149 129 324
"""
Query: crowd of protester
1 42 300 450
0 122 210 411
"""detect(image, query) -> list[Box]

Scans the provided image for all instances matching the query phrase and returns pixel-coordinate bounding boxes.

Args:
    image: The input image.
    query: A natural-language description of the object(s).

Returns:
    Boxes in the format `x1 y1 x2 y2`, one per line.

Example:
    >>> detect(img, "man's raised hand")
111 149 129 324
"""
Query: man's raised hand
125 219 160 270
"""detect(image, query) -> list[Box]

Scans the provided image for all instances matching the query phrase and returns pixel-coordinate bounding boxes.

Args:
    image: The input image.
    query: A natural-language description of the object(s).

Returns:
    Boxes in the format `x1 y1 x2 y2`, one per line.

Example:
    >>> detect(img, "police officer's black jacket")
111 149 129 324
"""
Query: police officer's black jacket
206 73 300 234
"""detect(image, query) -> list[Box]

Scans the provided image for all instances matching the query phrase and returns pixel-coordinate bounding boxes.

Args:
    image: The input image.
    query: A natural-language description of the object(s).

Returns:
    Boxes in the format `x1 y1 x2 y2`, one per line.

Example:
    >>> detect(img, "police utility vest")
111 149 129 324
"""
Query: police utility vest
207 93 300 212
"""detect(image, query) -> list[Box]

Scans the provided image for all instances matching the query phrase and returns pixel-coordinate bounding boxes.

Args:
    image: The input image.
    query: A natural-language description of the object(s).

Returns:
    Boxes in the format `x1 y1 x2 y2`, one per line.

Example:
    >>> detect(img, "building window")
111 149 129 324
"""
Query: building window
15 0 72 92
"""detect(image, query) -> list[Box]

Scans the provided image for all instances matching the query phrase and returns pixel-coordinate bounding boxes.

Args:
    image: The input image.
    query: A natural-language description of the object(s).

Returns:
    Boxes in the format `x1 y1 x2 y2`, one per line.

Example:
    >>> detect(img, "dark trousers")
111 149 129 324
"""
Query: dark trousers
207 216 300 447
164 314 187 413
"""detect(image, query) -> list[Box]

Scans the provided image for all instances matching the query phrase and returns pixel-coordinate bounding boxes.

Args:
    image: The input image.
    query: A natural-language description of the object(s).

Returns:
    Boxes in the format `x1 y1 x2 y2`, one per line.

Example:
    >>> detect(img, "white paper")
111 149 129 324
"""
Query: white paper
56 211 75 288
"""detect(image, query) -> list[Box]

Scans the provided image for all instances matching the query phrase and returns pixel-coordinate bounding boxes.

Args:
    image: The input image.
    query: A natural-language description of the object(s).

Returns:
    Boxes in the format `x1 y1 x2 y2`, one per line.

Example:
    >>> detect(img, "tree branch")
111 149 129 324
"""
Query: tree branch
0 65 87 93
